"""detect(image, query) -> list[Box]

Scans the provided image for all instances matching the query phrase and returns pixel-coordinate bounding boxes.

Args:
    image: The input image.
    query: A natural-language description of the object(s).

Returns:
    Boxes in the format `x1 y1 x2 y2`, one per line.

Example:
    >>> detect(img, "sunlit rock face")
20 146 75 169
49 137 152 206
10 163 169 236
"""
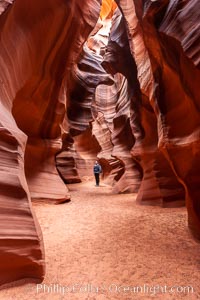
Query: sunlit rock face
0 0 101 286
64 4 142 192
98 1 184 203
116 0 200 237
0 0 14 15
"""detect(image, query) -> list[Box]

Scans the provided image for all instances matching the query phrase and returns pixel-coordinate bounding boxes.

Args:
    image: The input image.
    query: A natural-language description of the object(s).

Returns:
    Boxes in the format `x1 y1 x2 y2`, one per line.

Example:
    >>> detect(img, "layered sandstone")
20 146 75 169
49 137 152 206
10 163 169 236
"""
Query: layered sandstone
115 0 200 236
64 5 142 192
0 0 101 286
56 134 81 184
0 0 200 288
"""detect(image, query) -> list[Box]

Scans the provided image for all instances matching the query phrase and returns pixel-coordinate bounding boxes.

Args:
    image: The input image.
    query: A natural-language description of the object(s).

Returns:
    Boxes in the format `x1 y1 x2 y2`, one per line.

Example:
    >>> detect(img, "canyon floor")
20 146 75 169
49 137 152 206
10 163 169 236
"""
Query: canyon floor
1 180 200 300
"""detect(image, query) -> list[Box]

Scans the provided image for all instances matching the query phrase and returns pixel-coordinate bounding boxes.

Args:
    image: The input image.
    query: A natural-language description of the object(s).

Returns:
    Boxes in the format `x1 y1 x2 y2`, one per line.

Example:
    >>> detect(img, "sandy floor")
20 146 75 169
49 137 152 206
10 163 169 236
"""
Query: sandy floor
1 180 200 300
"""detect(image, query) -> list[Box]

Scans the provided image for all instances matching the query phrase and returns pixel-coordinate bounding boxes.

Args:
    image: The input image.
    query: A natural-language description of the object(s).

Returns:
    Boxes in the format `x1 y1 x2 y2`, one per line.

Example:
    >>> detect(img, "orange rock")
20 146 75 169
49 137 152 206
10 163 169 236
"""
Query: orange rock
0 0 101 286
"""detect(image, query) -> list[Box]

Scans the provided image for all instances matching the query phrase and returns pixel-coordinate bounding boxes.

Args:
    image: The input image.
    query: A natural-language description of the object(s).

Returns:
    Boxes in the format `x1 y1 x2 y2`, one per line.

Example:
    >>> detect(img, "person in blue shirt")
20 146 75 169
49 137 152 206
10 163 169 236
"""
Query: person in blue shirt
93 161 102 186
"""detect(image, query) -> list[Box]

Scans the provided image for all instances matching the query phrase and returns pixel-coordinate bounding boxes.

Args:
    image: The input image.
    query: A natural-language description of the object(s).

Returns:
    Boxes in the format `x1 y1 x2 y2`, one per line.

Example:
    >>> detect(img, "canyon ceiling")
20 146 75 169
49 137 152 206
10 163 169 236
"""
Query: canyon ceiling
0 0 200 286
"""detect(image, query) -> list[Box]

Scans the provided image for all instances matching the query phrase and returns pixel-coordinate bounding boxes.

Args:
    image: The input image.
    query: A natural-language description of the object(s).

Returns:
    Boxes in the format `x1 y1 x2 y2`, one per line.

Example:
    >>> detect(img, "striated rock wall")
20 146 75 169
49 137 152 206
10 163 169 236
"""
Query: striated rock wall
56 134 81 184
10 0 100 201
0 104 45 285
100 2 182 201
0 0 101 286
1 0 200 287
115 0 200 236
64 6 142 192
141 0 200 237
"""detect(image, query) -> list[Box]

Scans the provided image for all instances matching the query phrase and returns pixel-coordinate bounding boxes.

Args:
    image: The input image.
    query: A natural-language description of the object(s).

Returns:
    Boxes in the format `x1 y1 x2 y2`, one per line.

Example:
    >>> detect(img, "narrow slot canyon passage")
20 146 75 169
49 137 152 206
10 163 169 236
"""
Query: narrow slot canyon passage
1 0 200 299
2 180 200 299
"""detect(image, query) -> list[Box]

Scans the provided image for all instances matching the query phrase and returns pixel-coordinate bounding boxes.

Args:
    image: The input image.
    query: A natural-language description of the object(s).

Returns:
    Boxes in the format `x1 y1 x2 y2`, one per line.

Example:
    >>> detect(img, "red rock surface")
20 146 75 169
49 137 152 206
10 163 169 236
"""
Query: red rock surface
115 0 200 236
0 0 101 286
0 0 14 15
56 134 81 184
66 6 142 193
0 0 200 289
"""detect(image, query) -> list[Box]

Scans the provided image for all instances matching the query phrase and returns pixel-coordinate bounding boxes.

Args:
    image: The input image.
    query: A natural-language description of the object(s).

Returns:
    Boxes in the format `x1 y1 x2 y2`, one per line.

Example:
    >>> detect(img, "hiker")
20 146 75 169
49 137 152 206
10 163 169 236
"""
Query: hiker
93 161 102 186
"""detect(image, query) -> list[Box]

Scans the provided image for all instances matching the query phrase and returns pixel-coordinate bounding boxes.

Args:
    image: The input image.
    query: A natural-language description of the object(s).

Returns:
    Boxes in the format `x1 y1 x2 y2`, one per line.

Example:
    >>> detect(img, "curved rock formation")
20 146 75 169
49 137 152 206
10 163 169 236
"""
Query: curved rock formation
0 105 44 285
101 3 182 201
1 0 200 288
143 0 200 236
56 134 81 184
64 5 142 192
115 0 200 236
0 0 101 286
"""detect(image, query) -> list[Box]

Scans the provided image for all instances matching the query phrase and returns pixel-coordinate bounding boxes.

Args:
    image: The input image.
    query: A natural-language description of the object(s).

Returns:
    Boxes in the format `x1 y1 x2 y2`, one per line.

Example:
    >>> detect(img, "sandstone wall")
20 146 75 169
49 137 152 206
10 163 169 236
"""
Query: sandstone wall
0 0 200 287
0 0 101 286
64 6 142 192
115 0 200 236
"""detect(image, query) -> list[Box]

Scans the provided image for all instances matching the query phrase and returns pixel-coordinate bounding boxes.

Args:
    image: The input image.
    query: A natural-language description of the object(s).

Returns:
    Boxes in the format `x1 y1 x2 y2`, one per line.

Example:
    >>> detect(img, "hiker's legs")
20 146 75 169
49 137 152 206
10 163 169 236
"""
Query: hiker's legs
94 173 99 186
